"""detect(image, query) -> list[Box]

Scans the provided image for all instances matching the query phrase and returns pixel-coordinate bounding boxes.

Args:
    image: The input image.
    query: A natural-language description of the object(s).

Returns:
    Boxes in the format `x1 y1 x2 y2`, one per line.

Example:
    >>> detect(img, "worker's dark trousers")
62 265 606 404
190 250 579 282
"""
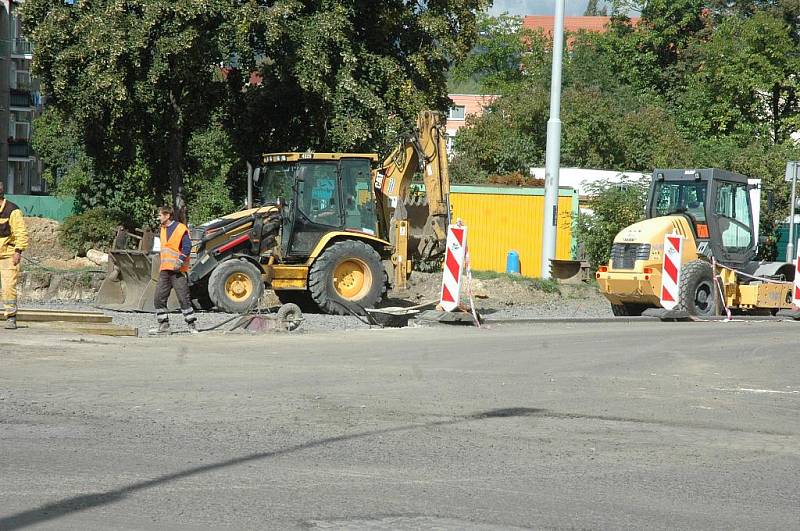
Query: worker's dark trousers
154 270 196 325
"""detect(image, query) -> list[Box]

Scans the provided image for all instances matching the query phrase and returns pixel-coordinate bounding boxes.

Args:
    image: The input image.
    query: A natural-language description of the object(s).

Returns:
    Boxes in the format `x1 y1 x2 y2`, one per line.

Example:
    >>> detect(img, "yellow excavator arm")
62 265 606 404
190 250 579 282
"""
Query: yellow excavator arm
374 110 451 289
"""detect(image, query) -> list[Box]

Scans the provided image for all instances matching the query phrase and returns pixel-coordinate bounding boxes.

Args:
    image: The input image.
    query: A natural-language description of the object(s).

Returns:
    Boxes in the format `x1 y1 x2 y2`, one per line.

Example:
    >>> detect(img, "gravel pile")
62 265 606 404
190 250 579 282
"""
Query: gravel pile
29 300 370 336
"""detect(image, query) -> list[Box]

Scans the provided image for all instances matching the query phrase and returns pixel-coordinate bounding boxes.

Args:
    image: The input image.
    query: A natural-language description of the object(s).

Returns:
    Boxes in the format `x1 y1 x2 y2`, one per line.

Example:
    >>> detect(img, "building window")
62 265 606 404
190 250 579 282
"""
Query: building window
10 110 32 141
445 133 455 154
9 160 43 195
448 105 466 120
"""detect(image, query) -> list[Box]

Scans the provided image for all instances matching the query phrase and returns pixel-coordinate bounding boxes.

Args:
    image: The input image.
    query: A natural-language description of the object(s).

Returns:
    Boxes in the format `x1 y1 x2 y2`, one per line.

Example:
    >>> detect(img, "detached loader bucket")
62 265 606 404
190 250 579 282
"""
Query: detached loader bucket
95 251 178 312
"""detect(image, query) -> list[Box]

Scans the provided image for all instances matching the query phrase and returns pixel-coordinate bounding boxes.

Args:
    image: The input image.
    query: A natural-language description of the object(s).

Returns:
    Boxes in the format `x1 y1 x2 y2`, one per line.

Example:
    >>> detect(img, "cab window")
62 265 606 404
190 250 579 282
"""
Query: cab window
296 162 341 227
653 181 707 222
715 182 752 252
340 158 377 234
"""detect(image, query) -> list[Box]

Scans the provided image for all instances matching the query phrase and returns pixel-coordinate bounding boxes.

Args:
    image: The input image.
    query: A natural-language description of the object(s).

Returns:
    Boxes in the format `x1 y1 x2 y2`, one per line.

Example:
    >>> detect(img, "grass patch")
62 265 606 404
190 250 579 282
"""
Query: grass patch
471 270 561 294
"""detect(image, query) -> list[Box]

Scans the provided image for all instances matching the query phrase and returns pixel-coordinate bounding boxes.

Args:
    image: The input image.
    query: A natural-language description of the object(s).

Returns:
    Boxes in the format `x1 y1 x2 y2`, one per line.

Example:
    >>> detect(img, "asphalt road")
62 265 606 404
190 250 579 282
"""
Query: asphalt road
1 321 799 530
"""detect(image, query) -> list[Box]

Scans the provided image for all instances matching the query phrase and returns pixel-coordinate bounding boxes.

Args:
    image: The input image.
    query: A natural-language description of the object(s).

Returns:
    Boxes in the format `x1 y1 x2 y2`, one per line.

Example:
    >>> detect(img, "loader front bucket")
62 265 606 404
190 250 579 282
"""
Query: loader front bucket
95 250 177 312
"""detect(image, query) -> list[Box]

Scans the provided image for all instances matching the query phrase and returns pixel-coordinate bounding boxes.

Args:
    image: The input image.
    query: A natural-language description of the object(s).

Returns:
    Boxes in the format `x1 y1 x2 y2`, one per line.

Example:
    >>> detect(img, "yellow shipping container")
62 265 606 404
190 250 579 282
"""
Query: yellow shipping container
449 185 578 277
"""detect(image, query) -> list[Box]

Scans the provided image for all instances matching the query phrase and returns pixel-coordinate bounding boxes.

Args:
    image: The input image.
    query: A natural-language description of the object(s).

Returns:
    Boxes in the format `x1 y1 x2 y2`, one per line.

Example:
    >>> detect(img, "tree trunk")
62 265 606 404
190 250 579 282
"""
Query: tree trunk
169 89 187 224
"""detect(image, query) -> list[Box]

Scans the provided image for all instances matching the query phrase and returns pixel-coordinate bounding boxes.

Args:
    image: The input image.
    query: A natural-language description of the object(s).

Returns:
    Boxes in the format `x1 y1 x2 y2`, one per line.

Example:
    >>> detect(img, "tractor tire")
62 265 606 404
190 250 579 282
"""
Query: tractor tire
308 240 388 315
275 290 319 313
611 303 648 316
677 259 717 317
208 259 264 313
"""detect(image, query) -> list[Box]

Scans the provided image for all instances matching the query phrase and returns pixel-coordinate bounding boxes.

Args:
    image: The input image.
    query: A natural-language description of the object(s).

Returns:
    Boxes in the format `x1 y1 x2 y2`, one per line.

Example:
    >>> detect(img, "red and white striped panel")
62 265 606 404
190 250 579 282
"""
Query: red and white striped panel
793 242 800 307
660 233 683 310
440 224 468 312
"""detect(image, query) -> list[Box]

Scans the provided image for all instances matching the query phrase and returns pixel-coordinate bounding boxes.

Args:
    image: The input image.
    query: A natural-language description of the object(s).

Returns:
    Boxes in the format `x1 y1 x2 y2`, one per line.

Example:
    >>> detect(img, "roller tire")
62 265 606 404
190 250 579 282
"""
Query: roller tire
208 259 264 313
308 240 388 315
677 259 717 317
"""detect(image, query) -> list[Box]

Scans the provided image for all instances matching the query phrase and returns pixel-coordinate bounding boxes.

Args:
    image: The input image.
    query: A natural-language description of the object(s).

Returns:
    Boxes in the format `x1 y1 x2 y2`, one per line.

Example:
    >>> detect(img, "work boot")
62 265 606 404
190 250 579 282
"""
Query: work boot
187 322 199 334
4 317 17 330
148 321 171 335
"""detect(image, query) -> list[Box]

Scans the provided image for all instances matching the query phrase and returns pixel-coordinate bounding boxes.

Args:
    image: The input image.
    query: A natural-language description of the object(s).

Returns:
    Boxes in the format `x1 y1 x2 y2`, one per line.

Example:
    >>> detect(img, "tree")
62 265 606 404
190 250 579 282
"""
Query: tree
450 13 551 95
22 0 238 223
450 84 690 182
675 12 800 144
584 0 609 16
24 0 489 223
229 0 489 157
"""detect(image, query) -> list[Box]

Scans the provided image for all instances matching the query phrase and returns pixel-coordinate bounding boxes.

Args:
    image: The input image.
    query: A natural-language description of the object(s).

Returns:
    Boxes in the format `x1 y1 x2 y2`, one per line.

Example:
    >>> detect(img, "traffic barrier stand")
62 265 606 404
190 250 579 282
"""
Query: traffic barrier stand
777 241 800 320
643 232 691 321
416 220 481 327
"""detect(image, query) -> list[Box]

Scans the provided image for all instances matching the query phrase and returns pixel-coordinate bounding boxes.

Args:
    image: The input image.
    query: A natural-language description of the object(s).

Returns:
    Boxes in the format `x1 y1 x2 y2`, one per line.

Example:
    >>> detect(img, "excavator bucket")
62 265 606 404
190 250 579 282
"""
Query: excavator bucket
95 228 178 312
403 195 447 269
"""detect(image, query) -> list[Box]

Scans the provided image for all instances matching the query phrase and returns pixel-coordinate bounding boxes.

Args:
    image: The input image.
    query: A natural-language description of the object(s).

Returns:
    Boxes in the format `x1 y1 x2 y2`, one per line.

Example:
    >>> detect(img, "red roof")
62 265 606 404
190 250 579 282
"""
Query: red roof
523 15 639 34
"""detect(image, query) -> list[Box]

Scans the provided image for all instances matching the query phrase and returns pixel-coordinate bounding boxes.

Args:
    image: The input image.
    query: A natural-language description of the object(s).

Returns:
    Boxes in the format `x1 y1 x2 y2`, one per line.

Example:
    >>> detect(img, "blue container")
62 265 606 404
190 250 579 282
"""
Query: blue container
506 250 521 274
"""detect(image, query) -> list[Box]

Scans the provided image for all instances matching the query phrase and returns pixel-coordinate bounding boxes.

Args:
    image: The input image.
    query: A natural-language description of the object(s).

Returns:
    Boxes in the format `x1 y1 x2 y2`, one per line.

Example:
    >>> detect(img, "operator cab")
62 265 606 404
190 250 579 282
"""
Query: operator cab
259 153 380 260
648 168 756 265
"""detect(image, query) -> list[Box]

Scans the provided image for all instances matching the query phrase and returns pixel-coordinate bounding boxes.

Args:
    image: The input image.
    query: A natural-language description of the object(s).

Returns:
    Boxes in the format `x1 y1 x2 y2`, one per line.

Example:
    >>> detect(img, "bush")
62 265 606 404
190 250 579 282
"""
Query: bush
59 207 126 256
573 177 649 269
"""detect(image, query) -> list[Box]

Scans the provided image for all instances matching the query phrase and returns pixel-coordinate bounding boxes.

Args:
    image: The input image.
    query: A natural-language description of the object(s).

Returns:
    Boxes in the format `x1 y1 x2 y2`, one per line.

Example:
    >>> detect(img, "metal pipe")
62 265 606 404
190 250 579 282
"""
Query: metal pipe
0 1 10 189
247 161 254 210
787 162 797 263
540 0 566 279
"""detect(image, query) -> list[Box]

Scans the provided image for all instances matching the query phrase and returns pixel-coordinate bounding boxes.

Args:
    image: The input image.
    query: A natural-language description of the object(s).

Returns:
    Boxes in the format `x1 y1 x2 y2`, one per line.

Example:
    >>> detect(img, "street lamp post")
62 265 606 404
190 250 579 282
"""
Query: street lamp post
540 0 566 279
786 161 798 262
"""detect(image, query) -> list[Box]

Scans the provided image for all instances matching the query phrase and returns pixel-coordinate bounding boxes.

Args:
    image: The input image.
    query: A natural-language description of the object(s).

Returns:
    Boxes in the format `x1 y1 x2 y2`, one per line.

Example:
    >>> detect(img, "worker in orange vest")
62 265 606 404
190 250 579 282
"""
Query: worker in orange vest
151 205 198 334
0 180 28 329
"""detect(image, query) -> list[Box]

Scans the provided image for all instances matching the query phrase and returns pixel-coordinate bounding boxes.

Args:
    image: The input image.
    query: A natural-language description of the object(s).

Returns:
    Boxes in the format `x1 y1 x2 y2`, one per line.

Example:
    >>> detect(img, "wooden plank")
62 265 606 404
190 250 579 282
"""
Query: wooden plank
25 321 138 337
17 309 113 324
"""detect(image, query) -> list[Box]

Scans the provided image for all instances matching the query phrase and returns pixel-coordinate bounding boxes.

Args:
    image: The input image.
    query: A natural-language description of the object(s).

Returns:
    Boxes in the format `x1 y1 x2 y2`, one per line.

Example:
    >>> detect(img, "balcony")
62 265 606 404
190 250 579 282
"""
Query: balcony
8 141 31 158
13 70 32 91
12 38 33 55
10 91 32 107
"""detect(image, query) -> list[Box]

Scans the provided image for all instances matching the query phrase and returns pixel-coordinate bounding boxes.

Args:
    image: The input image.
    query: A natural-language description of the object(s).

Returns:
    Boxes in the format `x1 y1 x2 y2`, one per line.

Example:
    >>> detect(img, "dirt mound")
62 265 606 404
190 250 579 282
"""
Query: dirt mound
389 270 605 311
24 217 73 260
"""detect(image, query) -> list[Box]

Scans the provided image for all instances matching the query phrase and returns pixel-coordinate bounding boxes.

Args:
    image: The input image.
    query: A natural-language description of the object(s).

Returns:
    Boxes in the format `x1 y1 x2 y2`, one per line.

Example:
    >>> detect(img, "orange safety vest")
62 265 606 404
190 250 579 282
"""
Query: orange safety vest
160 222 190 273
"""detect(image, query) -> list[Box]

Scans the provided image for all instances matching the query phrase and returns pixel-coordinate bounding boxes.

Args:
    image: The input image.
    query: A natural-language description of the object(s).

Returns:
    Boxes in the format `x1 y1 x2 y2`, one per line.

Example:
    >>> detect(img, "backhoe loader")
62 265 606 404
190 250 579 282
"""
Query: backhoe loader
96 110 450 315
596 168 794 316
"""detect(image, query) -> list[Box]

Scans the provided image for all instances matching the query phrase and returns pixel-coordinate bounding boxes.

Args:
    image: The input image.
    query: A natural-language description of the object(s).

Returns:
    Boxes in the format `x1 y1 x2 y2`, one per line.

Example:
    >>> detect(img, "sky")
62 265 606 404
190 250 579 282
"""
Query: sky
488 1 629 17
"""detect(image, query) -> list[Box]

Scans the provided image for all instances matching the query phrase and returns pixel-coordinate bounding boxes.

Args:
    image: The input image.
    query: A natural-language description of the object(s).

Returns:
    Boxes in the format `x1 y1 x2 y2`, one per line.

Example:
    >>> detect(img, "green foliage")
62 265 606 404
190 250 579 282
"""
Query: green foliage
24 0 488 223
450 13 551 95
224 0 489 162
675 12 800 143
30 108 94 196
584 0 608 16
450 85 690 182
184 123 237 225
573 179 650 269
59 207 126 257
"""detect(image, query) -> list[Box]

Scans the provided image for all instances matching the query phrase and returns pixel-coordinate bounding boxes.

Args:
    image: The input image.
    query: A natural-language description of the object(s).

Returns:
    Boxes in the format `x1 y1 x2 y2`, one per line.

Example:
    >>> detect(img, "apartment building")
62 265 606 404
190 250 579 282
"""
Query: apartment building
1 0 43 195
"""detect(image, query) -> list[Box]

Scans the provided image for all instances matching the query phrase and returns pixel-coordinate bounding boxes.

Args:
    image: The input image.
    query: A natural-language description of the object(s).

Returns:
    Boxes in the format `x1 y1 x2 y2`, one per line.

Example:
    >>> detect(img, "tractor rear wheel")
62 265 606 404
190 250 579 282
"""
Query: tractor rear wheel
308 240 388 315
677 260 717 317
208 259 264 313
